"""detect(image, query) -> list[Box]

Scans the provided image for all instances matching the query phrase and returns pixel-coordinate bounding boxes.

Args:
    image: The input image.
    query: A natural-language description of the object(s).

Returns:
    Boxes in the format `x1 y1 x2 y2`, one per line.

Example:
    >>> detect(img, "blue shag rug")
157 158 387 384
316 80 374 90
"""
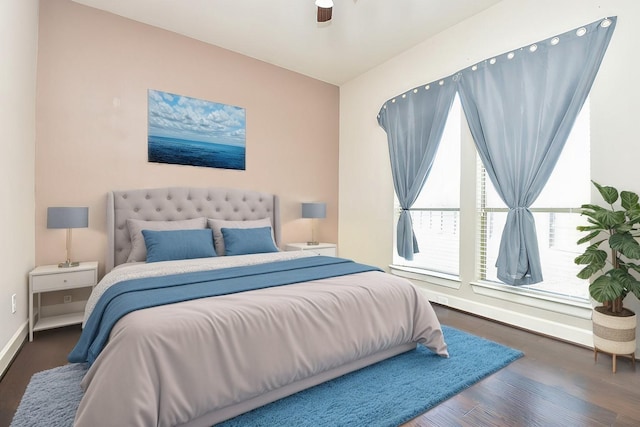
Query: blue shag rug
11 326 522 427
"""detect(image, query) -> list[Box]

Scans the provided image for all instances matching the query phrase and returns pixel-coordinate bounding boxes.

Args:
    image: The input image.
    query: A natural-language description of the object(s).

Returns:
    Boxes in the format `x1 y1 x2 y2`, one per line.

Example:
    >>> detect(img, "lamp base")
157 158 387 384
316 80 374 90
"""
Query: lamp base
306 241 320 246
58 260 80 268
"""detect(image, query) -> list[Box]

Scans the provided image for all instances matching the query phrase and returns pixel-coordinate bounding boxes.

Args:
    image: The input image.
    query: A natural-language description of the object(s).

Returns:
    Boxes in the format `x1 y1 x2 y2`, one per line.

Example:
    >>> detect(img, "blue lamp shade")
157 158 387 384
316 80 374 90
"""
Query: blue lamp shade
47 207 88 268
301 203 326 219
47 207 89 229
301 202 326 245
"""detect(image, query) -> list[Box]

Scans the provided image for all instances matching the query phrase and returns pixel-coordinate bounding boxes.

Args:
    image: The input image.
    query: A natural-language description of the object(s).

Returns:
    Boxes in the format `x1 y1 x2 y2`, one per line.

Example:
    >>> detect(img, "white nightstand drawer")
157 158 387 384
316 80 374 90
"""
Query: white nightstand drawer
31 269 96 292
307 247 336 256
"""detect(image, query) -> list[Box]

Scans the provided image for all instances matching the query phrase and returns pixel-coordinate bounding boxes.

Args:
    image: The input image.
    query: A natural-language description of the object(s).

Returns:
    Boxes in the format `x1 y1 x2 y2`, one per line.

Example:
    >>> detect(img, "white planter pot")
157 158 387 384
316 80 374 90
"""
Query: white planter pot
592 307 636 372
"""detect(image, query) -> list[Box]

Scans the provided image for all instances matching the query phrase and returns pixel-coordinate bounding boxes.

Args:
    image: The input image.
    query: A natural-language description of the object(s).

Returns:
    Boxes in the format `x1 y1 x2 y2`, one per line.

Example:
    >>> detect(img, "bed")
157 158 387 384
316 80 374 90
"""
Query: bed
69 187 448 427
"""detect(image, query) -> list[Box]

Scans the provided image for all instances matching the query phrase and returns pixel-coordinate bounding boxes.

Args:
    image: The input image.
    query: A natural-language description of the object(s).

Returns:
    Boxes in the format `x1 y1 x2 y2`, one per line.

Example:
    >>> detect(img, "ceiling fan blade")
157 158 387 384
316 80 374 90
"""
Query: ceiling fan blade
317 6 332 23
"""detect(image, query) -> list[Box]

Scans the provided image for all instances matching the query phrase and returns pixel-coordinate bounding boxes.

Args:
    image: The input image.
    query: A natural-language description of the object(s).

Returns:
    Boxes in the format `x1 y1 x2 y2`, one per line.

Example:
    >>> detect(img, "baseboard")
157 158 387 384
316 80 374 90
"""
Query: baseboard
0 321 28 380
418 287 594 349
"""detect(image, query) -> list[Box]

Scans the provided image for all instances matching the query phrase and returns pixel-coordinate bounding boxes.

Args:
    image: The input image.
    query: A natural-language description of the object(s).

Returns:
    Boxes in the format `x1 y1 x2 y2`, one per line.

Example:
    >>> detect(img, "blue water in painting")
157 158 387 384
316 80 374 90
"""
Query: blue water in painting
148 135 245 170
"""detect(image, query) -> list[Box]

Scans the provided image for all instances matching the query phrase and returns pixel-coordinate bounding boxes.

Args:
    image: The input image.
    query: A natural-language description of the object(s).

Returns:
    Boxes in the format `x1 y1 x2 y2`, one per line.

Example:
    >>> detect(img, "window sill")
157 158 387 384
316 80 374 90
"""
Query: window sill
389 265 592 320
389 265 461 290
470 280 592 319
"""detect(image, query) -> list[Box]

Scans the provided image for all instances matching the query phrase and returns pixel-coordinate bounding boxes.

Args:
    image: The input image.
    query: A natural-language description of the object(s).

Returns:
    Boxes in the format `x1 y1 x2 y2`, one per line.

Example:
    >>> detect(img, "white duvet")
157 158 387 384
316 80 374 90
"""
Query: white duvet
75 254 448 427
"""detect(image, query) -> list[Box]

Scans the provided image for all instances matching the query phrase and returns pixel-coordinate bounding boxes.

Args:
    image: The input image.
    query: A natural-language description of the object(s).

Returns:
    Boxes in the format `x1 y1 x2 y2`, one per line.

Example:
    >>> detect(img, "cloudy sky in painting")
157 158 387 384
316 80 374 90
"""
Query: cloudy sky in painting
148 89 246 147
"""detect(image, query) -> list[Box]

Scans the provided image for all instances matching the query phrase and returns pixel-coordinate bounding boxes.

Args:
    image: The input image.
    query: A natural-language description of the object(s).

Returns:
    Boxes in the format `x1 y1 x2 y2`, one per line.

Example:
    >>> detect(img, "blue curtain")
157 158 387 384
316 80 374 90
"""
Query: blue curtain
457 18 616 285
377 78 457 260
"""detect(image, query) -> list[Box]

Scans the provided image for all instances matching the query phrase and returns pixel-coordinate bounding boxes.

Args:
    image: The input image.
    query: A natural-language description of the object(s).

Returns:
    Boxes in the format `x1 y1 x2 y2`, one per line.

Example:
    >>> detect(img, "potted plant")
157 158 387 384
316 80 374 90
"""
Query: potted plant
575 181 640 372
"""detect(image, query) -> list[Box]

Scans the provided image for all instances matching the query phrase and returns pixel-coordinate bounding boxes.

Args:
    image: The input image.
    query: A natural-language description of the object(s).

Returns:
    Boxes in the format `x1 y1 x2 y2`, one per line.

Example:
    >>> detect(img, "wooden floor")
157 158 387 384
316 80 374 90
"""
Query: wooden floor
1 305 638 426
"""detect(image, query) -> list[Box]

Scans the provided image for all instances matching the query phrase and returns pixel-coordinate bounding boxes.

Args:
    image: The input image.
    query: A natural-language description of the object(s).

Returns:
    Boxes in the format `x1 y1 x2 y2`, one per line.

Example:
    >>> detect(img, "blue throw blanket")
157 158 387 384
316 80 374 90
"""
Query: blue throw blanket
69 256 381 365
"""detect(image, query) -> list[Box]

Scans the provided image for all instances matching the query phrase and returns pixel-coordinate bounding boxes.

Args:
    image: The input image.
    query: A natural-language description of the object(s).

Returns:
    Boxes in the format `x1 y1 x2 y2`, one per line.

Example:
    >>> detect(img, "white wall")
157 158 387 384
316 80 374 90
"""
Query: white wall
0 0 38 375
339 0 640 354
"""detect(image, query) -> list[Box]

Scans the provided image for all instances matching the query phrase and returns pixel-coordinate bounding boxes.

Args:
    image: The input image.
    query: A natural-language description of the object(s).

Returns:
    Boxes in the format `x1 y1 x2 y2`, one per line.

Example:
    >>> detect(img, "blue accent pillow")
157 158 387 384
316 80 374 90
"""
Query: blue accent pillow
221 226 279 256
142 229 216 263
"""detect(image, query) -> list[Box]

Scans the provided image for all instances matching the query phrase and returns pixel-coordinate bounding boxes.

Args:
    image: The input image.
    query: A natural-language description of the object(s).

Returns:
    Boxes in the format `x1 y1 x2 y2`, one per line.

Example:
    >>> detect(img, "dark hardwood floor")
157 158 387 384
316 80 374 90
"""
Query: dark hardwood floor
407 306 640 427
1 305 638 426
0 325 81 427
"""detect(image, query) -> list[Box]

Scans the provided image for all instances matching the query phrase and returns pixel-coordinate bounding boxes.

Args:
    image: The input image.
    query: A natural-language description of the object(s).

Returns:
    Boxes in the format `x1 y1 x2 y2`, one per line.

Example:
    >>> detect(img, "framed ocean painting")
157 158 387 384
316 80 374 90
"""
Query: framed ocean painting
147 89 246 170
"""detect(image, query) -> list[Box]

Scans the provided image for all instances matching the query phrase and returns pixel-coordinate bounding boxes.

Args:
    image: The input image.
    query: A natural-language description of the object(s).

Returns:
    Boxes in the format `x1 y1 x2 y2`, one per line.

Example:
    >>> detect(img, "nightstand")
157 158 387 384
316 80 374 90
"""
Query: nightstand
28 261 98 341
284 243 337 257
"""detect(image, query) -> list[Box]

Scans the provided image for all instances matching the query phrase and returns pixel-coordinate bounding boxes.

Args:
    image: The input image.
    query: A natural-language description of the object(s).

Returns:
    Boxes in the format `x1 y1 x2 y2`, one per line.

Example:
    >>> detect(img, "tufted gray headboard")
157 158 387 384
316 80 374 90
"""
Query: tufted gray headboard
106 187 280 272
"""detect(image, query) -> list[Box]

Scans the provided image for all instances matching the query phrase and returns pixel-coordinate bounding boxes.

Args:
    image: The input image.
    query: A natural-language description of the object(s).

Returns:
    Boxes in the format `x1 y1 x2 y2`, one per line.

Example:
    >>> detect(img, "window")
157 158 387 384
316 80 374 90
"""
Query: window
393 96 461 276
477 101 591 300
392 97 591 301
392 95 590 301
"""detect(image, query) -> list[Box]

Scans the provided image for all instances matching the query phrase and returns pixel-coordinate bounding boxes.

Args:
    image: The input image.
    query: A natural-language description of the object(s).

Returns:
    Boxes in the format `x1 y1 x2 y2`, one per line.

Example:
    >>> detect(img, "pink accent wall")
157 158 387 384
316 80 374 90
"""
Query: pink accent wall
36 0 339 275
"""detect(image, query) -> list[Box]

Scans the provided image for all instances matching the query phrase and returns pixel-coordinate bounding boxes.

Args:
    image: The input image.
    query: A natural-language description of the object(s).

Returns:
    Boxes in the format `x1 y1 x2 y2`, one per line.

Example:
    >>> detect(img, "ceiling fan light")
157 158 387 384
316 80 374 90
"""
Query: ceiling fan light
315 0 333 8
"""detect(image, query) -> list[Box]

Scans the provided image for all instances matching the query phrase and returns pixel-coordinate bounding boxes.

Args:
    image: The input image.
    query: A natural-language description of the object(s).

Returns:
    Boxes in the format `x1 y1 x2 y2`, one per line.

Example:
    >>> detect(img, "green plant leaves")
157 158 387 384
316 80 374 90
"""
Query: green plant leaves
575 245 607 279
577 231 602 245
589 274 624 303
609 232 640 259
593 181 618 205
580 204 625 228
624 262 640 274
626 206 640 223
620 190 639 210
576 181 640 308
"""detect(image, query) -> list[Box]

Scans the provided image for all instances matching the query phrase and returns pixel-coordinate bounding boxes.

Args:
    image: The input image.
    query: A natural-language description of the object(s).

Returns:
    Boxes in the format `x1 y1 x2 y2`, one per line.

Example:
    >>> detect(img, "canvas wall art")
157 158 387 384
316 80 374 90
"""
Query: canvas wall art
147 89 246 170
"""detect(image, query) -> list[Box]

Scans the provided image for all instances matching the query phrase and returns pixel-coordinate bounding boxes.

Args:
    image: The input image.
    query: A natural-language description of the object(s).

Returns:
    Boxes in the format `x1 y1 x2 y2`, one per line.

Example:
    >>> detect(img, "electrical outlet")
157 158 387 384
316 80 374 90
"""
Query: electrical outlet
11 294 16 314
63 295 72 304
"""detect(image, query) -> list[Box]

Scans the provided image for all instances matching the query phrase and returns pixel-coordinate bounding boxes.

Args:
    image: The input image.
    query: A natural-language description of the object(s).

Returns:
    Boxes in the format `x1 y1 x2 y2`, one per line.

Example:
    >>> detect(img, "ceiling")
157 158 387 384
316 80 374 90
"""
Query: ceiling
71 0 502 85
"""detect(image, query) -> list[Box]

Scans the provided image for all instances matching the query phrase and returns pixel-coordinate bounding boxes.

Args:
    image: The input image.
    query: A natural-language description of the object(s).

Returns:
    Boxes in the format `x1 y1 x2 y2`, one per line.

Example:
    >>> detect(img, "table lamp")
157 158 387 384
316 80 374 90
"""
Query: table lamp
47 206 89 268
301 202 326 245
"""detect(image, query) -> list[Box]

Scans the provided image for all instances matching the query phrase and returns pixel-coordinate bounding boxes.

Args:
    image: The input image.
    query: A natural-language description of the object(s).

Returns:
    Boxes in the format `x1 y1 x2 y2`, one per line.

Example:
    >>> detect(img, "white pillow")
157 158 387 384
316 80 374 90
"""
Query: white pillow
207 217 275 256
126 217 207 262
